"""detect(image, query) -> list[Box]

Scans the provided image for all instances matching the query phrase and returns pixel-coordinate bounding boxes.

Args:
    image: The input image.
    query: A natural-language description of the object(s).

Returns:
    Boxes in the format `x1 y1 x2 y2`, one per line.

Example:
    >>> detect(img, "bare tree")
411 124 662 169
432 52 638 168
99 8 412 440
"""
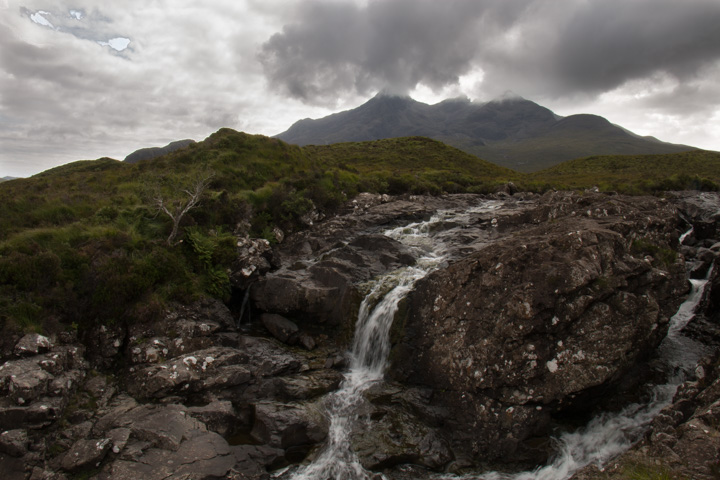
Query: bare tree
154 172 214 245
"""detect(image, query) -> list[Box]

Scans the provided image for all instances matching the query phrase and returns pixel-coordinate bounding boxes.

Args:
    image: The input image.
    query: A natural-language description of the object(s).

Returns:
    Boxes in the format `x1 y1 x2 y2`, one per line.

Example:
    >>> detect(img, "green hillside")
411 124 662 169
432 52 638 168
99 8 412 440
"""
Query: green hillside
306 136 519 194
527 150 720 193
0 130 516 337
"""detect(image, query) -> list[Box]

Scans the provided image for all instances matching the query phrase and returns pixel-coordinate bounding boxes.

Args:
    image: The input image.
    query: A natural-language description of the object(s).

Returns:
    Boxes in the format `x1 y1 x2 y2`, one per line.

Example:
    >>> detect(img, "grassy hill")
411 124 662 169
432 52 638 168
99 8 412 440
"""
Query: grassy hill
0 130 516 336
527 150 720 193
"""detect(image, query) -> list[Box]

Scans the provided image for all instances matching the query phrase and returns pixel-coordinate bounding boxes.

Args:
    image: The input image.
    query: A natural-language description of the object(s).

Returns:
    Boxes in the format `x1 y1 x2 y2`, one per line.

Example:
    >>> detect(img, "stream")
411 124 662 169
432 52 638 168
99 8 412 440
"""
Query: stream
284 206 710 480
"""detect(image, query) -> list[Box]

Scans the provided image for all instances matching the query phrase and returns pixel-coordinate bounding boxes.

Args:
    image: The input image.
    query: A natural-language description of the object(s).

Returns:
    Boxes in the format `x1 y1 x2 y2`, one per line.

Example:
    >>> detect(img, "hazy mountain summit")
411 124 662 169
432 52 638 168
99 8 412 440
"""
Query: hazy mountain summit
276 93 693 172
124 139 196 164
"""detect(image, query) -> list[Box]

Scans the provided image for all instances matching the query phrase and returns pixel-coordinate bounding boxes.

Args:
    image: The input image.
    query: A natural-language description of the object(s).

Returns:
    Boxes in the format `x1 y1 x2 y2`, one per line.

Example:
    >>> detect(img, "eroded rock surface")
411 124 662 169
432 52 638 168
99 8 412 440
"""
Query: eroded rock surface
390 192 688 463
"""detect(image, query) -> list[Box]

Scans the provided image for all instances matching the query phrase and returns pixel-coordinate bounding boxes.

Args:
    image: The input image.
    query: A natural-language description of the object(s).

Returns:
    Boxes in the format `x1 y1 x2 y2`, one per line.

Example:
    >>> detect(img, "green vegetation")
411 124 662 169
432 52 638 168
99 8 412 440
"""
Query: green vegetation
0 130 515 337
1 129 717 339
527 150 720 194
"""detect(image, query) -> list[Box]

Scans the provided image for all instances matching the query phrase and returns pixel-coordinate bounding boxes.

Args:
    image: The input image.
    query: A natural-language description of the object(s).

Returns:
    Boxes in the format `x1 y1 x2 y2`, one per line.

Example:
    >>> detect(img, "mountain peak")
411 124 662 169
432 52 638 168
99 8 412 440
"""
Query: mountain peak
491 90 525 103
276 94 693 171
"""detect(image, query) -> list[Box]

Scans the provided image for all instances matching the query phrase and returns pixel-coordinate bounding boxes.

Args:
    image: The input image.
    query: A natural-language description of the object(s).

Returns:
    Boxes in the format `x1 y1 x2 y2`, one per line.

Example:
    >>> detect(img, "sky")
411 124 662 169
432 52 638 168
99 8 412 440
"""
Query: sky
2 0 720 178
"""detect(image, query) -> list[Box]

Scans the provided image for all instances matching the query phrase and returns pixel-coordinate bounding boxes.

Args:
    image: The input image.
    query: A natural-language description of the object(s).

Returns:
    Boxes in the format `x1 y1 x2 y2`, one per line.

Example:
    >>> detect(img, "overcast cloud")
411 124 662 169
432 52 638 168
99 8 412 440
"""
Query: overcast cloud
2 0 719 177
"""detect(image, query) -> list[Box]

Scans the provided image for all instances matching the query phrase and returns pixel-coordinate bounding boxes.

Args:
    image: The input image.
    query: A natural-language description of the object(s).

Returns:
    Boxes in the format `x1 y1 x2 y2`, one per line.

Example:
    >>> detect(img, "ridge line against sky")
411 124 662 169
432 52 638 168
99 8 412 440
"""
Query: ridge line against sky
1 0 720 177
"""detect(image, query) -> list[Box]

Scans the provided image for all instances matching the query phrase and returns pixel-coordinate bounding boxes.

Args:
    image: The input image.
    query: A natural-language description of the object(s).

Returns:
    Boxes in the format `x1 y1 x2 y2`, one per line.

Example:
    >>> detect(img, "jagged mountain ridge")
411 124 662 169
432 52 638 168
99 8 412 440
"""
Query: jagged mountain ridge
276 94 694 172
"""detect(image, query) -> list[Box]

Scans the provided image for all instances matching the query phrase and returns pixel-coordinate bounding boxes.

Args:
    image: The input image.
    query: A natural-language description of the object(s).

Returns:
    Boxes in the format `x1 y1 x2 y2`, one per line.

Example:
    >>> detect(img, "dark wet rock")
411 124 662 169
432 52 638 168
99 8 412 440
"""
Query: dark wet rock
231 444 284 478
250 401 328 450
352 406 453 470
187 400 240 437
241 369 343 403
60 437 112 472
0 429 29 457
14 334 53 357
262 314 300 344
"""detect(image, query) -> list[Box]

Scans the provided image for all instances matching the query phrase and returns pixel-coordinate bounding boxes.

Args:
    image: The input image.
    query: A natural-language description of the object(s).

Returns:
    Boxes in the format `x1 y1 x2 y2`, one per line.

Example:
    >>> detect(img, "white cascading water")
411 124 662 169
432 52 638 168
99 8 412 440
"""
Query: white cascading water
290 201 505 480
291 207 464 480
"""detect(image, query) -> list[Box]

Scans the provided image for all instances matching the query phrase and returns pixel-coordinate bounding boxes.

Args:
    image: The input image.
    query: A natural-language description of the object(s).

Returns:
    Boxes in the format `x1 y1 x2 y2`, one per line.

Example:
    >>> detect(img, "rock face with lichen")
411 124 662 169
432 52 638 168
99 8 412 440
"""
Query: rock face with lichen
390 192 688 463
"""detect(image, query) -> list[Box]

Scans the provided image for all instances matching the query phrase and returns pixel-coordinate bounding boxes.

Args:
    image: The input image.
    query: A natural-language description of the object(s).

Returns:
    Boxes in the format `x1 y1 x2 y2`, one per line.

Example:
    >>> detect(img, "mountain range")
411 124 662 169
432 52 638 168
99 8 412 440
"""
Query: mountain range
276 93 694 172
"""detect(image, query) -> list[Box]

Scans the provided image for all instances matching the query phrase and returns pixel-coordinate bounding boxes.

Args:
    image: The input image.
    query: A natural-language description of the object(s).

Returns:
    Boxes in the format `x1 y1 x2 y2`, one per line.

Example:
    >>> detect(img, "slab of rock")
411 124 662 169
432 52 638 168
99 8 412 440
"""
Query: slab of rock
60 437 111 472
0 397 65 430
250 401 328 450
100 431 235 480
0 429 29 457
14 334 53 357
241 369 343 403
125 347 252 399
95 404 206 451
187 400 240 437
262 314 299 344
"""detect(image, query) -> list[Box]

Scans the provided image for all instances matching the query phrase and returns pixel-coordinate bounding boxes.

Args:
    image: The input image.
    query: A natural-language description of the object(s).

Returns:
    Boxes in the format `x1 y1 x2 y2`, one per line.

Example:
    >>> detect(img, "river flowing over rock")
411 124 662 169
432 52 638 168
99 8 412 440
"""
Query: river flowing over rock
1 190 719 479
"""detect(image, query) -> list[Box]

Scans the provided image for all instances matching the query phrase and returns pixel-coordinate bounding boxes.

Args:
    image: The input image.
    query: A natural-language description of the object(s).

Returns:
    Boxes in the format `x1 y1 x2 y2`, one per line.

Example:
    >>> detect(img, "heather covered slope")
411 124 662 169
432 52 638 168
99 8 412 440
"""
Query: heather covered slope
528 150 720 193
0 130 517 338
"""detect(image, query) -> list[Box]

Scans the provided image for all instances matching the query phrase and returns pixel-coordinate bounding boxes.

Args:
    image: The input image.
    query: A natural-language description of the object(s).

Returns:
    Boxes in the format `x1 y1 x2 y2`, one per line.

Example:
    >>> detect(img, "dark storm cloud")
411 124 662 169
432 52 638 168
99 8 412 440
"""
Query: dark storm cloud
548 0 720 94
260 0 720 103
259 0 532 102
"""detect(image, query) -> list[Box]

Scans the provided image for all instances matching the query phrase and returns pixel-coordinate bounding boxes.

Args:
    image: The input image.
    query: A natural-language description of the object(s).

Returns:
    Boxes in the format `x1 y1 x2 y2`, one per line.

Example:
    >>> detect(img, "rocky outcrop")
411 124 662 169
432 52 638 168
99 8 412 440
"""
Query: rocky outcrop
570 192 720 480
390 192 688 463
0 296 348 479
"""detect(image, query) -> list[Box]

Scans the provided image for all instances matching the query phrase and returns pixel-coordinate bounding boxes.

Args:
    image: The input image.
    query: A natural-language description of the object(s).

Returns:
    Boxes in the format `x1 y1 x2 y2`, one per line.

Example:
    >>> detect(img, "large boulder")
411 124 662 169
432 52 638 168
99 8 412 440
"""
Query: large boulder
390 192 688 463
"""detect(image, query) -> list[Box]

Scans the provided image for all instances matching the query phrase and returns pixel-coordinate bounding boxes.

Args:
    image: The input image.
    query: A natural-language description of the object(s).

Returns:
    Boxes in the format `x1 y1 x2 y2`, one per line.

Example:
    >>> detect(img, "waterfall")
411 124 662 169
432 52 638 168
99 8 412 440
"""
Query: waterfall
286 211 708 480
288 205 486 480
292 257 444 480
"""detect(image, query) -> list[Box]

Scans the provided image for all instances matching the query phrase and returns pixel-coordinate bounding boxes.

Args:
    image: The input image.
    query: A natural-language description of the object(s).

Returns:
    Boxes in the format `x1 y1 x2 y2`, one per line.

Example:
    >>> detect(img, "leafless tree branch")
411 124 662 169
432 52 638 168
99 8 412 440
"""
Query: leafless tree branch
154 172 214 245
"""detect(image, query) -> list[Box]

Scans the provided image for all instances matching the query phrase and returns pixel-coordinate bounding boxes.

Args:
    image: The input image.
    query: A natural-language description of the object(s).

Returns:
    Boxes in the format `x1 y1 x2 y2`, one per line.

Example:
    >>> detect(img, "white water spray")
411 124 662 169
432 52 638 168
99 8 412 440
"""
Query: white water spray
291 210 461 480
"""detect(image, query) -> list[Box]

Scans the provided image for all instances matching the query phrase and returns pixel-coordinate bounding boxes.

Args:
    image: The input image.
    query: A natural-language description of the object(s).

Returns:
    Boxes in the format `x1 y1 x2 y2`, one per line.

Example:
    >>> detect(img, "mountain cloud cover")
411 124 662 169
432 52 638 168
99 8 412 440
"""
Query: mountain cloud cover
260 0 720 107
1 0 719 177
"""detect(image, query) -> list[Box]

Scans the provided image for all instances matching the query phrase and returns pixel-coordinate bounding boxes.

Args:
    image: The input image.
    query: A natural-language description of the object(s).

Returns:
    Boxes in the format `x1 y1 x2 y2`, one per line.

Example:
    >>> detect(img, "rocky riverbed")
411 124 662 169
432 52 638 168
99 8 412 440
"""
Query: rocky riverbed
1 190 719 479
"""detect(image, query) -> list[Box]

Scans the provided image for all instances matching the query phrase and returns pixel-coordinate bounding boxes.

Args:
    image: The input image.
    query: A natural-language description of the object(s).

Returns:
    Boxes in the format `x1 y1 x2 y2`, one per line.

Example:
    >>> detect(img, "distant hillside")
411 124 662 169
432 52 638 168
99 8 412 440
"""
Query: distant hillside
277 94 694 172
124 139 196 163
0 176 18 183
527 150 720 193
